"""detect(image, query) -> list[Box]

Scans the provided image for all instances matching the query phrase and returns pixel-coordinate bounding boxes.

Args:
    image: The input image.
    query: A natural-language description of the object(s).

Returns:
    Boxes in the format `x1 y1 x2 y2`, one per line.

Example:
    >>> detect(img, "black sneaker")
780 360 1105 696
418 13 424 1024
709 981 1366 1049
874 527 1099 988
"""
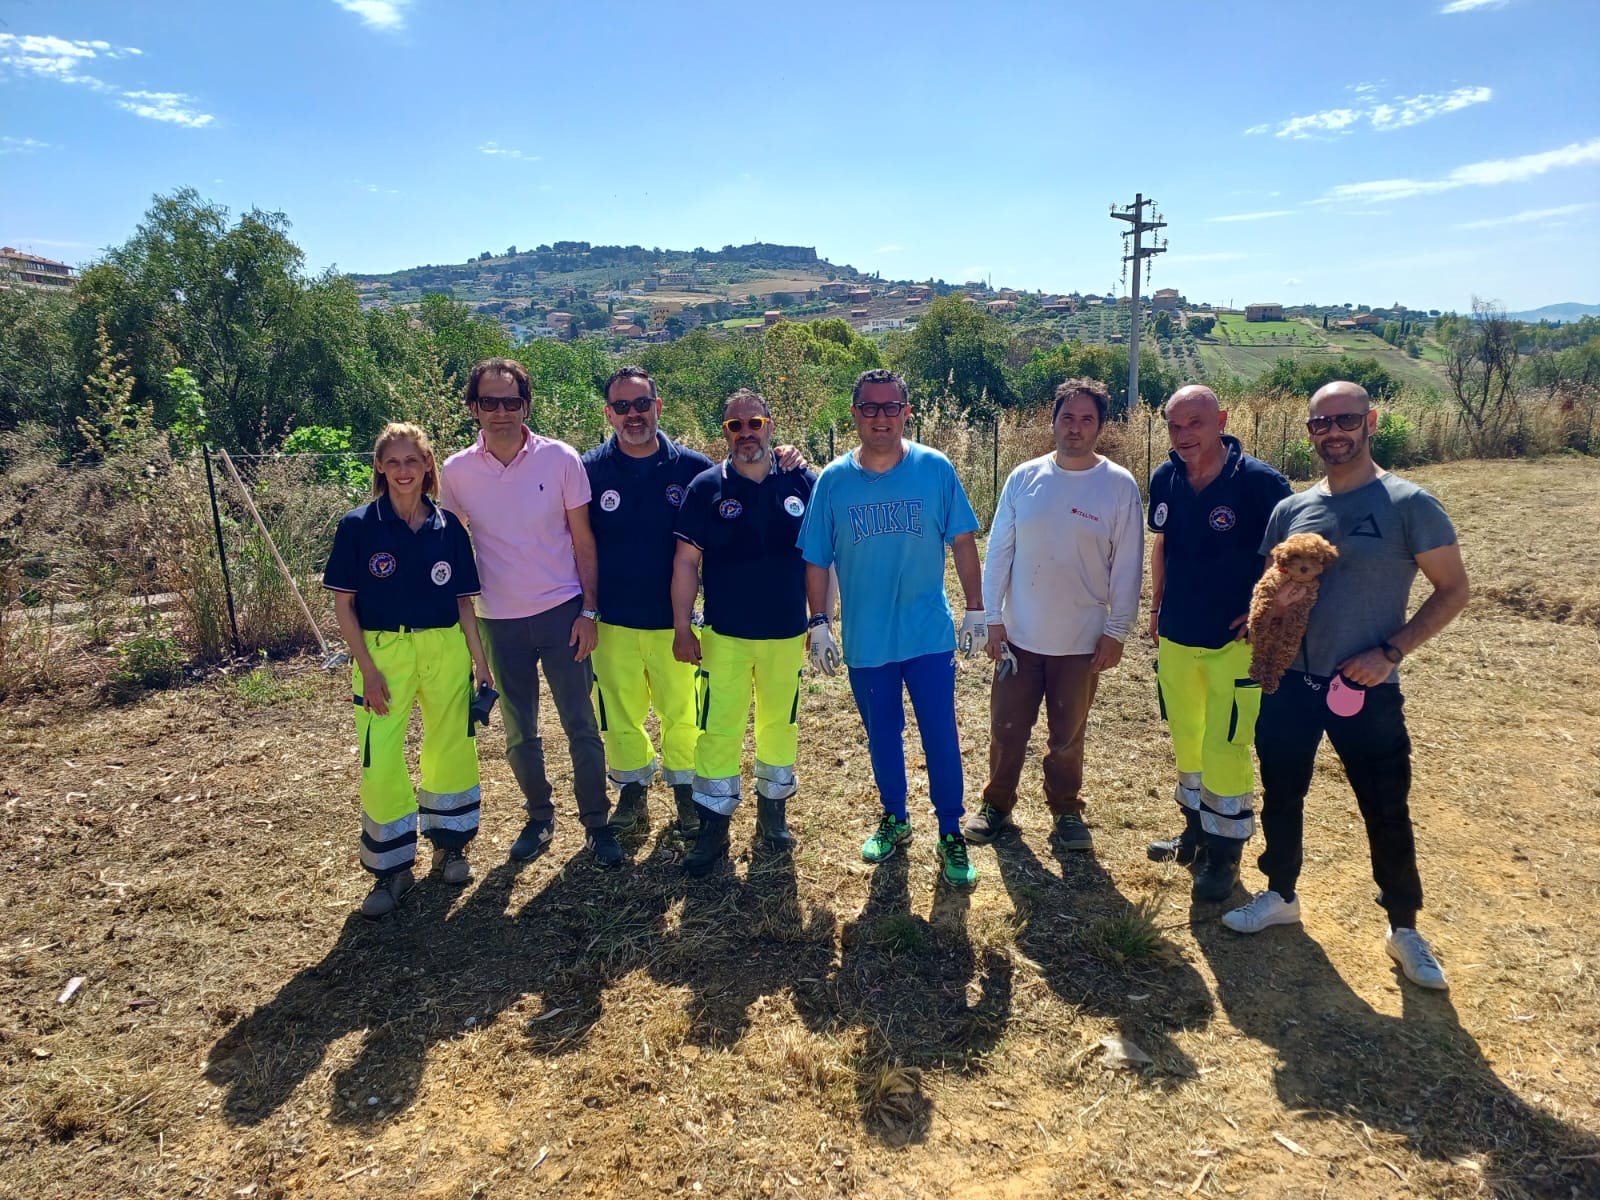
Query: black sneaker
1050 812 1094 852
585 824 625 868
611 781 649 836
509 816 554 862
961 802 1013 845
1147 831 1204 866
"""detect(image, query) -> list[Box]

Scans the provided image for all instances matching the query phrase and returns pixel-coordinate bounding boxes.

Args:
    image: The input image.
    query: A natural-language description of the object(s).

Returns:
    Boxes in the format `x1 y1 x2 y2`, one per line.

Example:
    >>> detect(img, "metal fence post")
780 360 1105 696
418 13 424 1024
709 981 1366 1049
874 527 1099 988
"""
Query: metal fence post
1280 413 1289 470
1145 409 1153 488
203 446 243 654
991 417 999 520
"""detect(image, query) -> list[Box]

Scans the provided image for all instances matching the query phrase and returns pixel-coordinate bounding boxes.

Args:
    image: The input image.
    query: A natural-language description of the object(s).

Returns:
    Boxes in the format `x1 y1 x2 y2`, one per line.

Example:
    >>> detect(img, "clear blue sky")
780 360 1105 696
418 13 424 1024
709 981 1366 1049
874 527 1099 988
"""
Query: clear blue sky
3 0 1596 312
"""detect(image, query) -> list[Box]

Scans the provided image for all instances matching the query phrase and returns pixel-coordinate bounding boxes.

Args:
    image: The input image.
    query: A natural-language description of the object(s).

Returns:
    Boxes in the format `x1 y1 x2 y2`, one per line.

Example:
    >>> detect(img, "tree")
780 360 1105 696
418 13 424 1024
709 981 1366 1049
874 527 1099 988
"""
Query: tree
1445 297 1521 454
891 295 1015 424
0 286 76 438
72 188 387 450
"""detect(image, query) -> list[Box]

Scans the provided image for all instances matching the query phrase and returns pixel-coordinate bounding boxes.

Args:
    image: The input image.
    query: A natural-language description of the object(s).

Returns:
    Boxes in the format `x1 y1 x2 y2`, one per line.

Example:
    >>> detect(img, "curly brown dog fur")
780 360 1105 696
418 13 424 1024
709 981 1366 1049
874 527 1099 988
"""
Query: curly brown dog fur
1248 532 1340 693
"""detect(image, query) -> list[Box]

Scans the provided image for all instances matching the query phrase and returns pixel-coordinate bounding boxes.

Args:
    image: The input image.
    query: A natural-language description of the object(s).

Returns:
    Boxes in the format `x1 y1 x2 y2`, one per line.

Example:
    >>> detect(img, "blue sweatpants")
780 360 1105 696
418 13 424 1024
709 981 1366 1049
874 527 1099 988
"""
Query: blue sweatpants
846 651 965 835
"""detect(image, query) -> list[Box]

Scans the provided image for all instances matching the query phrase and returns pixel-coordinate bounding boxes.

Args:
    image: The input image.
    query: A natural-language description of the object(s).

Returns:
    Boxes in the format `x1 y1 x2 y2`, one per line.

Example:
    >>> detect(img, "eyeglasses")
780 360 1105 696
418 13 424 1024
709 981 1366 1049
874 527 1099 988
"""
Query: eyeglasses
854 401 907 418
472 395 525 412
1305 412 1368 435
722 416 770 435
608 396 656 415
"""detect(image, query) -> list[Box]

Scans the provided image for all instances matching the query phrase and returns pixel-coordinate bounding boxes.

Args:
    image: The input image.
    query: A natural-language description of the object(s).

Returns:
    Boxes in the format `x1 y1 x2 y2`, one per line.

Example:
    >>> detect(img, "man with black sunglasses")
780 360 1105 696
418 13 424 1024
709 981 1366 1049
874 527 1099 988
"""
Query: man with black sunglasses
1223 381 1469 994
438 358 621 868
582 366 806 843
1146 384 1291 903
797 368 986 889
668 389 818 874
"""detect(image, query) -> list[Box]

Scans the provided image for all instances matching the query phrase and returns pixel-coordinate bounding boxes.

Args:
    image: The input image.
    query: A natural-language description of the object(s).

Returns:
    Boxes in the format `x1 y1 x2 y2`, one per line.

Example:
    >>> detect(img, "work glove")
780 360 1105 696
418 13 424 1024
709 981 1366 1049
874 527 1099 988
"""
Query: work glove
996 642 1019 680
958 610 987 656
807 621 841 677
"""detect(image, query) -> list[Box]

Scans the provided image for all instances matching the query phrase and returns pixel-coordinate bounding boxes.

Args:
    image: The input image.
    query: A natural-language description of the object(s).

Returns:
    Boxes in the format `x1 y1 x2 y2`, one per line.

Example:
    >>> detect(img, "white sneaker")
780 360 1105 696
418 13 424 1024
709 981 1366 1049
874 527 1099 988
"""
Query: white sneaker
1386 927 1449 991
1221 890 1302 933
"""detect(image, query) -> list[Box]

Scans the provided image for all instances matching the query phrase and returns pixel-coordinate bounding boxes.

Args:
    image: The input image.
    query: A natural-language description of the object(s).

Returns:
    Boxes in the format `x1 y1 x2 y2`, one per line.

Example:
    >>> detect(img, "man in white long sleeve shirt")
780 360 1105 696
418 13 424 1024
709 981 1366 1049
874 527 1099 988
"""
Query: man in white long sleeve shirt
964 378 1144 853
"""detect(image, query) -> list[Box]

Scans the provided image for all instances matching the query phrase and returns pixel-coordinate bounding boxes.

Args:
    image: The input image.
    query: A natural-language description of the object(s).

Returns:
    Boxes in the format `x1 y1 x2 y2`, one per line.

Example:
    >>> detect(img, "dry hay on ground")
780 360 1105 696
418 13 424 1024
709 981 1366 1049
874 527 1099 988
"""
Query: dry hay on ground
2 458 1598 1199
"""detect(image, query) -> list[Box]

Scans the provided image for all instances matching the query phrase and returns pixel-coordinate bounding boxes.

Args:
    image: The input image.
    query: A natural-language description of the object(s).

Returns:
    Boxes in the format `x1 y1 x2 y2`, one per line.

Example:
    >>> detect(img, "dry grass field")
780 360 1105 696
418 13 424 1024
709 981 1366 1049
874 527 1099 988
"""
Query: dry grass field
2 458 1597 1199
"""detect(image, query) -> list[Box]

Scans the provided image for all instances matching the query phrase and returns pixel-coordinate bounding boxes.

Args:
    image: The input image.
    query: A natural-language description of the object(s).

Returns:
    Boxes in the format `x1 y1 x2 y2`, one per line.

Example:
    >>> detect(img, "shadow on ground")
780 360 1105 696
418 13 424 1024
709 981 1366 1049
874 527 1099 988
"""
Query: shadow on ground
1192 919 1600 1198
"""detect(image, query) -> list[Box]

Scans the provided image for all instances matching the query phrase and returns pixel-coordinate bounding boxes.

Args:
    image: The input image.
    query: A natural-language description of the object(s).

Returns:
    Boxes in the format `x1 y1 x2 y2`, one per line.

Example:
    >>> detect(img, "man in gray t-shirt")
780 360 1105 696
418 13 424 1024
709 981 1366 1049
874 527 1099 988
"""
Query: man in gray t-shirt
1219 382 1471 996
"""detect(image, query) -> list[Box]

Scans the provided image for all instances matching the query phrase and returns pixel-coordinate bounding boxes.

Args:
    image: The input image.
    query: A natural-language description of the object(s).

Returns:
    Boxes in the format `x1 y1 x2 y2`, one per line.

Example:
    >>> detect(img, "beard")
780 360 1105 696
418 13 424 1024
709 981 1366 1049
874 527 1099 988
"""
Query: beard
1315 429 1367 465
617 420 656 448
733 442 767 464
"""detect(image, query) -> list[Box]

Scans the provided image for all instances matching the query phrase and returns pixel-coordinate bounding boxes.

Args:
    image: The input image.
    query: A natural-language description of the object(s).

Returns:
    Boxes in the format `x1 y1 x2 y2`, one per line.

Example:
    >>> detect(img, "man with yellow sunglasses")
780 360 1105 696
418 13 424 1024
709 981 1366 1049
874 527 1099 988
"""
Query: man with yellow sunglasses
669 390 818 875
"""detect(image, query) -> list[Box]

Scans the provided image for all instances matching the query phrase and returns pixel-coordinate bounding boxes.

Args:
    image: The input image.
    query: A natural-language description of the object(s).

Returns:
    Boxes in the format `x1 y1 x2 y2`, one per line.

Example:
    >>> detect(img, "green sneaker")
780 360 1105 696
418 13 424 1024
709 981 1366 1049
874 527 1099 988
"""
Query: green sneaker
861 812 912 863
938 833 978 888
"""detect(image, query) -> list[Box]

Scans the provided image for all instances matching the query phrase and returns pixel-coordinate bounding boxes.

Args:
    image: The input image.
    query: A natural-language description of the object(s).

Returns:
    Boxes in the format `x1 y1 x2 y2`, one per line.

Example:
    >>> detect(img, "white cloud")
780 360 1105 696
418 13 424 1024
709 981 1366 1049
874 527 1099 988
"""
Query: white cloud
0 33 139 90
1440 0 1509 13
0 135 51 154
1452 203 1593 230
477 141 539 161
875 243 903 253
1323 137 1600 203
1282 277 1303 287
1370 86 1492 130
1208 210 1294 223
118 91 214 128
0 33 212 128
1248 84 1491 139
1278 107 1361 139
332 0 412 31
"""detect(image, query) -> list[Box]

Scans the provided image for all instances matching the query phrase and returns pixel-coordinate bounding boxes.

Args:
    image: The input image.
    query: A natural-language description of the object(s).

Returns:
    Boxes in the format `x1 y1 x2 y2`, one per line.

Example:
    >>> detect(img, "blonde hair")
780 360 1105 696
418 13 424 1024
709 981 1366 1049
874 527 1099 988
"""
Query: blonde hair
371 422 438 499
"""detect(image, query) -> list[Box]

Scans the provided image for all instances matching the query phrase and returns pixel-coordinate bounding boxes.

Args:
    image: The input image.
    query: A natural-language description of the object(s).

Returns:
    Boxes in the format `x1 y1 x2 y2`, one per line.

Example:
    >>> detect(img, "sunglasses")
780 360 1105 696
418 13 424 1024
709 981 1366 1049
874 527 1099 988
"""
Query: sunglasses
855 401 907 418
722 416 770 435
608 396 656 415
1305 412 1368 435
472 395 525 412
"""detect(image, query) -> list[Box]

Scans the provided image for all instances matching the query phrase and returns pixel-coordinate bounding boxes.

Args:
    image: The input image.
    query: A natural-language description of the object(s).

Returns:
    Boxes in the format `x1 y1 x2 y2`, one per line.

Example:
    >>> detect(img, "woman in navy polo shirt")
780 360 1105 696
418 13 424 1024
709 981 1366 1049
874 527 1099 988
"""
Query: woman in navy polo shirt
323 422 493 918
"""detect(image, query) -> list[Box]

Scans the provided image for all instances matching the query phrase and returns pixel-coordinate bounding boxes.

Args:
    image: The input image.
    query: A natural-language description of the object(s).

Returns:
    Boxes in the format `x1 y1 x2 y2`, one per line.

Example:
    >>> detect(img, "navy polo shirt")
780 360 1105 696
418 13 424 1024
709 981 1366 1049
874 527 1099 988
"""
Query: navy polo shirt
322 495 481 632
1146 435 1290 649
676 460 817 641
583 433 714 630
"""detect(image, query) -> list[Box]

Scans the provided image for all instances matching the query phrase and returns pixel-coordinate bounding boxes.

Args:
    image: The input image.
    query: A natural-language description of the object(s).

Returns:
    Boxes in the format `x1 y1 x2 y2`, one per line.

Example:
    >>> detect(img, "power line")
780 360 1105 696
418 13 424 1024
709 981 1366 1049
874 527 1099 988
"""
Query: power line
1110 193 1167 411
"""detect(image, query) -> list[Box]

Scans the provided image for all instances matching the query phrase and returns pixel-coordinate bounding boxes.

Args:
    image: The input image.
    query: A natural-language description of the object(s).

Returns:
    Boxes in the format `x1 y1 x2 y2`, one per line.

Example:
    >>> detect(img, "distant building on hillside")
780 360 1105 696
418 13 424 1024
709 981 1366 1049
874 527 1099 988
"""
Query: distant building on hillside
849 287 873 304
819 281 853 298
1246 302 1283 322
763 310 783 325
1349 312 1383 329
1 246 75 290
1152 288 1181 312
986 299 1015 313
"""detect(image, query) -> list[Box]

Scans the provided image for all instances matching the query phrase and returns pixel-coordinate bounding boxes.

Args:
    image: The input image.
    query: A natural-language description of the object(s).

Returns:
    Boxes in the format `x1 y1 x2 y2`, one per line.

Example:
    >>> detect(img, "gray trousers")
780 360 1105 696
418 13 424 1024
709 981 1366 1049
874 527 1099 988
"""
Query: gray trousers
480 596 610 829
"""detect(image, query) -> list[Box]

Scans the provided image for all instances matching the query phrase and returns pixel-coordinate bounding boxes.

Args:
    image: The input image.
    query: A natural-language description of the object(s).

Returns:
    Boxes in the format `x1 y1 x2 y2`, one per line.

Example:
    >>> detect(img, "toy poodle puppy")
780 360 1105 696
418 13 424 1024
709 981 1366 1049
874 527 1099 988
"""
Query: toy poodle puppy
1248 532 1340 693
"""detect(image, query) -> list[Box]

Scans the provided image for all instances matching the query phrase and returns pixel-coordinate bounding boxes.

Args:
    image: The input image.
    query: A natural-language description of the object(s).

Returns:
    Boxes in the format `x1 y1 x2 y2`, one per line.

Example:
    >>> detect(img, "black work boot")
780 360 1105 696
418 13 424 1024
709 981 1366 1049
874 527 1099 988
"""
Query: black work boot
755 794 793 851
683 805 731 877
611 781 649 837
672 784 701 839
1192 836 1243 902
1147 808 1205 866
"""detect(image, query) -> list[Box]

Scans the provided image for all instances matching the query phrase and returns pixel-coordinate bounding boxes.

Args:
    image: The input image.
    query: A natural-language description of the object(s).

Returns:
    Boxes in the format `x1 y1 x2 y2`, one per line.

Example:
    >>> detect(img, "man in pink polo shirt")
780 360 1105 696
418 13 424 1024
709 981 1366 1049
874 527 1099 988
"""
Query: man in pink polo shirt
439 358 621 867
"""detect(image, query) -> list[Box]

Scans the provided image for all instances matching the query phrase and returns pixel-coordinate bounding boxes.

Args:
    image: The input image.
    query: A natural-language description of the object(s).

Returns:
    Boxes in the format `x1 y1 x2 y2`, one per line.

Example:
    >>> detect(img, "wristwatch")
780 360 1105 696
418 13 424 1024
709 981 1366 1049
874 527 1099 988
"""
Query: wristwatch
808 613 831 629
579 607 601 621
1379 640 1404 664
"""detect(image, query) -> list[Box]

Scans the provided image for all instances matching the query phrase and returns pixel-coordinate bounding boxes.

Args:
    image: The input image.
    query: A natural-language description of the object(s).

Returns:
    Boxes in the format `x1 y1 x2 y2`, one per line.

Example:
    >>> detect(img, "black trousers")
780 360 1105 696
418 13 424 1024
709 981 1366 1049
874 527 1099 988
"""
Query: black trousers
1254 673 1423 927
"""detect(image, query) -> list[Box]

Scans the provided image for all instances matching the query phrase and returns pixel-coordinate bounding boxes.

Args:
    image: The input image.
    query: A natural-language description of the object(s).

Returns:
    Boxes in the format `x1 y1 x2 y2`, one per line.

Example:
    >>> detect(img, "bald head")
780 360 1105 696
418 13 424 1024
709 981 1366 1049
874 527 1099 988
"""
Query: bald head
1164 384 1220 419
1310 380 1371 412
1163 383 1228 469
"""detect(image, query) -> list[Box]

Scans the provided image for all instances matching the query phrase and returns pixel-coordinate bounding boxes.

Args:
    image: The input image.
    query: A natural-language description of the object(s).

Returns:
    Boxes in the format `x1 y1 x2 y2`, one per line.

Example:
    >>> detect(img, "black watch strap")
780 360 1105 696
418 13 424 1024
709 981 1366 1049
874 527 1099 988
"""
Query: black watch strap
808 613 831 629
1380 640 1404 664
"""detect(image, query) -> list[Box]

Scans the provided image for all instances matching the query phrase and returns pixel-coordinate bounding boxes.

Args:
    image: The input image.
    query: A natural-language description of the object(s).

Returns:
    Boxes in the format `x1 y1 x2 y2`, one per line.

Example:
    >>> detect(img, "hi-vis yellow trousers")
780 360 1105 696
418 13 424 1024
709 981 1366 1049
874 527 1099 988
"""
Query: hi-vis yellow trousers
353 626 481 877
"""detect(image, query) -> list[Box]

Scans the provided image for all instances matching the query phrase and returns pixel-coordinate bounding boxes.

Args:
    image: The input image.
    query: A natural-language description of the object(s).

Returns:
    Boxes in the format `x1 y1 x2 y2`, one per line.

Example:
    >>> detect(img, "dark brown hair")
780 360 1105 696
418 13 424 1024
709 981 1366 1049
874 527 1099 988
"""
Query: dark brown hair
465 357 530 406
603 364 657 401
1052 376 1111 423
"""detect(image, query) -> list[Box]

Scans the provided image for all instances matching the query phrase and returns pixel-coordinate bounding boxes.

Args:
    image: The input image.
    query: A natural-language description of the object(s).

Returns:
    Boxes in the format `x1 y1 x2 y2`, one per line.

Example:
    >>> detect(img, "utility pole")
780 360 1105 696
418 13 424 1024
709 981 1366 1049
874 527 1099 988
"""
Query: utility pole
1110 193 1166 412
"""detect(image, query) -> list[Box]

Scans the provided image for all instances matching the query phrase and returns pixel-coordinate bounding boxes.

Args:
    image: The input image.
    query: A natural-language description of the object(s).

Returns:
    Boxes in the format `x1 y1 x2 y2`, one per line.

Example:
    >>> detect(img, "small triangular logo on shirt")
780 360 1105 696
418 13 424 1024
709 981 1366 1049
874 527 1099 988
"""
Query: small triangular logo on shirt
1348 513 1382 538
